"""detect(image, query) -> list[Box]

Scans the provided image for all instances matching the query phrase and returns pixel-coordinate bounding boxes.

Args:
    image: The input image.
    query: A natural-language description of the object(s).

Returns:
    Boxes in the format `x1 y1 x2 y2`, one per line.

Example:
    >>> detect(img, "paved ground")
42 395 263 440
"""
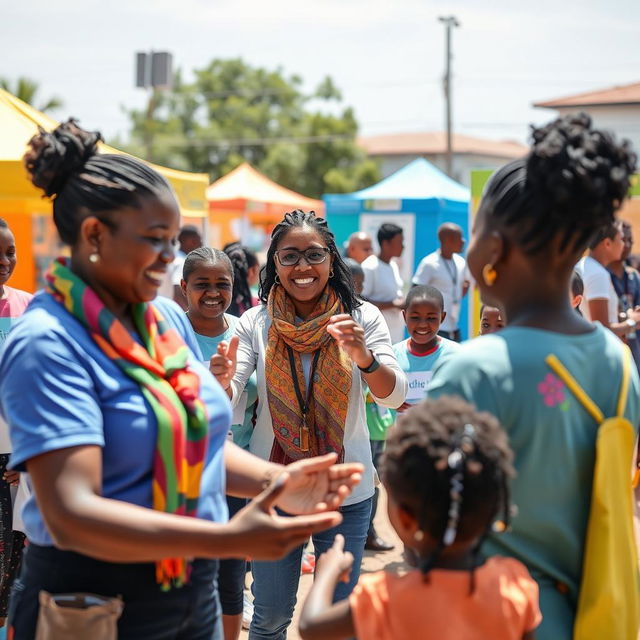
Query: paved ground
240 488 404 640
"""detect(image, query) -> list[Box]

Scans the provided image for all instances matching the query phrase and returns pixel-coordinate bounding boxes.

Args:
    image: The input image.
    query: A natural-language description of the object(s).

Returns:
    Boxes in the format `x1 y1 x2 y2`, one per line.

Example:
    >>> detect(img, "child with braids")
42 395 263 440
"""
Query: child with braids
299 396 541 640
428 114 640 639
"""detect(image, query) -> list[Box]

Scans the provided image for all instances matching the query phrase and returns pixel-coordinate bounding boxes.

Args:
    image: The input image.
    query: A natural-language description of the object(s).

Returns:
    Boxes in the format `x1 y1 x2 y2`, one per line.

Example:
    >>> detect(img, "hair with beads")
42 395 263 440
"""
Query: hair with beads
383 396 514 579
23 119 176 246
259 210 360 314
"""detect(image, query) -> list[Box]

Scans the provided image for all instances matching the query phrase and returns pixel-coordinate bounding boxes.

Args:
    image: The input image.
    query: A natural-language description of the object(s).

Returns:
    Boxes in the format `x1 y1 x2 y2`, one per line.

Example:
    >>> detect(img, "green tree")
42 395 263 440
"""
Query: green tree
0 76 63 113
121 59 378 198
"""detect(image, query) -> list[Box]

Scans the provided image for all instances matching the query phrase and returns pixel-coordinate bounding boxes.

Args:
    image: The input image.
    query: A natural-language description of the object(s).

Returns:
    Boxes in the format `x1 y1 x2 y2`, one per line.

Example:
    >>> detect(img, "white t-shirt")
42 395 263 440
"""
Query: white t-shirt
361 255 405 343
230 302 408 506
577 255 618 324
412 250 467 332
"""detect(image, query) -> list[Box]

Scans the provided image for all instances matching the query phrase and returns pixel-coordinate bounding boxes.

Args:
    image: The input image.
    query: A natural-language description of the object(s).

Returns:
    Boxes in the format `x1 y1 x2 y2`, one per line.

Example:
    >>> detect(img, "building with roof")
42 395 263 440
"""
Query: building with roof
534 81 640 153
358 131 527 186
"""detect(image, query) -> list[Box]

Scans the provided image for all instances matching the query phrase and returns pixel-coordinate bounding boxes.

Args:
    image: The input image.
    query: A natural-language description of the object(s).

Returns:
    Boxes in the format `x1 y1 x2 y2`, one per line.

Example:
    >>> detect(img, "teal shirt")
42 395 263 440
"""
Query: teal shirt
392 337 461 405
194 314 257 450
429 325 640 639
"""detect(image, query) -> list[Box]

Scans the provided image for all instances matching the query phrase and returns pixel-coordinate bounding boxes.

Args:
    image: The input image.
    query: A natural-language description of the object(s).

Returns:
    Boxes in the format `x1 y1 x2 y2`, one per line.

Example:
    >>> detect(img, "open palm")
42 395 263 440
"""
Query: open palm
275 453 363 515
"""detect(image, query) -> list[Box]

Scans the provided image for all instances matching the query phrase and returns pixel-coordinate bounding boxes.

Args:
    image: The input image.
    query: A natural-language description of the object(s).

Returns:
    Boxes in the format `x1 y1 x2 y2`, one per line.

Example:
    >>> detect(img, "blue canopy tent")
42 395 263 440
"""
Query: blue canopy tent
324 158 471 338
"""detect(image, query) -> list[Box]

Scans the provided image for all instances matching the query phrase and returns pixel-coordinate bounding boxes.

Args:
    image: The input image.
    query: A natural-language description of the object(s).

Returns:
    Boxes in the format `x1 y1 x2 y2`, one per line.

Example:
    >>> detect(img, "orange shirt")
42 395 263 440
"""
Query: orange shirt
349 556 541 640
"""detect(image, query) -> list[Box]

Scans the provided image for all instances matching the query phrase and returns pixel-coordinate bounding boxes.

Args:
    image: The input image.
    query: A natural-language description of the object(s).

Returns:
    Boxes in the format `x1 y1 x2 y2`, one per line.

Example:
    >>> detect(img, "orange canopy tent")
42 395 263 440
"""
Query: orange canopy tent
206 162 324 248
0 88 209 292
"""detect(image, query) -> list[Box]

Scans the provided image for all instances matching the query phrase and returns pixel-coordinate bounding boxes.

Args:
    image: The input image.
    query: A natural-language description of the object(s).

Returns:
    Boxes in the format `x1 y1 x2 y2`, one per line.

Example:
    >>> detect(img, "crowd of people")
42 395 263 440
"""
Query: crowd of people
0 112 637 640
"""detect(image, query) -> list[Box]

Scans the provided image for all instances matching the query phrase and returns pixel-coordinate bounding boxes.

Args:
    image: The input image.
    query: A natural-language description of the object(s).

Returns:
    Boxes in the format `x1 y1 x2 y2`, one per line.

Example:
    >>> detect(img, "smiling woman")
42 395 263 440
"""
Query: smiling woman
0 121 365 640
210 209 408 639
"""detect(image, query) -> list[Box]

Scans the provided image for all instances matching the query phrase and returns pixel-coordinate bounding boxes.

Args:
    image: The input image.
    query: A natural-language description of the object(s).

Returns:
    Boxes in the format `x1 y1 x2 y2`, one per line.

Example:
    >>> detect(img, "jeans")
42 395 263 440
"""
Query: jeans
368 440 385 536
249 496 373 640
218 495 248 615
8 544 223 640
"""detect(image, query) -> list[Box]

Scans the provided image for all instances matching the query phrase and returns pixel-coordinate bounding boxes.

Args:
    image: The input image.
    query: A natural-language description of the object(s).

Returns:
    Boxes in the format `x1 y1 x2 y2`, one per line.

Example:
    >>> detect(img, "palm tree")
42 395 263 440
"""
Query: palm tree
0 76 63 113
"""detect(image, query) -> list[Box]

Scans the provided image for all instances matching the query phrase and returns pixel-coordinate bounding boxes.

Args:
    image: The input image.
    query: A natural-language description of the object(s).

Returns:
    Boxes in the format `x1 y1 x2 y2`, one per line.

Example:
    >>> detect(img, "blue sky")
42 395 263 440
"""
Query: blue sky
2 0 639 146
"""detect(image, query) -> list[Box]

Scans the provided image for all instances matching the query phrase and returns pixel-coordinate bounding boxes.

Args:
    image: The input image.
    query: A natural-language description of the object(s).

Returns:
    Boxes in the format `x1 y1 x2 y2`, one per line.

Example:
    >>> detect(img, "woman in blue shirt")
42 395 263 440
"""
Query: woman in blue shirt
428 114 639 639
0 120 362 640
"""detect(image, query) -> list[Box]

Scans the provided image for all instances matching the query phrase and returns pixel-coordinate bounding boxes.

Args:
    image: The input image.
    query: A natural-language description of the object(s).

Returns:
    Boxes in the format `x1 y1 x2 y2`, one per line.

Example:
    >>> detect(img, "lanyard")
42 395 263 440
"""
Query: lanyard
443 257 458 288
286 346 321 452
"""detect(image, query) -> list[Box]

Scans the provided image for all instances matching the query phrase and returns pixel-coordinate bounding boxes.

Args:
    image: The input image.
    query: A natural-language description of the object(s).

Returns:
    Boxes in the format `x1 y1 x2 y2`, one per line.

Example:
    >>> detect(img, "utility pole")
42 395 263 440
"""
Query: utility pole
438 15 460 178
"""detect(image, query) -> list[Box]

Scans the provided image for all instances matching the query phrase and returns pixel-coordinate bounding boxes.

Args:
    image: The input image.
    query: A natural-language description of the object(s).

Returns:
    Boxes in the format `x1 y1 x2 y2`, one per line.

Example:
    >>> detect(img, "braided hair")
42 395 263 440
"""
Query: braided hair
23 119 176 245
259 210 361 314
383 396 514 584
224 242 253 317
479 113 636 255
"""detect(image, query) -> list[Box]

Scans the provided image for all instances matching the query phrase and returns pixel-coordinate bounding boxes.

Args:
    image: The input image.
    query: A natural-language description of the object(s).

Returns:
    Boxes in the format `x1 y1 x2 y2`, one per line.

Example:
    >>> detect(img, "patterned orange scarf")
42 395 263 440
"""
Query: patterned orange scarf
265 284 352 463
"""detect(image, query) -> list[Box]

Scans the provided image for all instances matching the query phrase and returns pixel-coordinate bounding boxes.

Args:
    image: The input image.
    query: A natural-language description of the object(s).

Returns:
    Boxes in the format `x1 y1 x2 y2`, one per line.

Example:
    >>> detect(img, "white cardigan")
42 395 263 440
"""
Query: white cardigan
230 301 408 506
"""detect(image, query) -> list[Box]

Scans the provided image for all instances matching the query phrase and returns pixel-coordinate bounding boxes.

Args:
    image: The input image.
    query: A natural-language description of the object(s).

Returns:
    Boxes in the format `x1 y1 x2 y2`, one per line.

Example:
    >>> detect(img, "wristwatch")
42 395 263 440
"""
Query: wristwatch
358 352 381 374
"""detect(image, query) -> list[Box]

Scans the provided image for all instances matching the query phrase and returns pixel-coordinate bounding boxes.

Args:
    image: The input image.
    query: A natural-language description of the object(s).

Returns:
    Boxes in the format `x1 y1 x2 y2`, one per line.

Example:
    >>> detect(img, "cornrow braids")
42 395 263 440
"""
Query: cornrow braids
24 119 176 246
382 396 514 583
479 113 637 256
182 247 233 283
258 210 361 314
224 242 253 317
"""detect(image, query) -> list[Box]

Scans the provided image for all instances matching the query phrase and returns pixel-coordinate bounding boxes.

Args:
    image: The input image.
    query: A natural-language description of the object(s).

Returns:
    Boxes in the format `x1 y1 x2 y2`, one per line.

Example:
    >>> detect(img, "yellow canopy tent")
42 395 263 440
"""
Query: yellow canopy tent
0 88 209 292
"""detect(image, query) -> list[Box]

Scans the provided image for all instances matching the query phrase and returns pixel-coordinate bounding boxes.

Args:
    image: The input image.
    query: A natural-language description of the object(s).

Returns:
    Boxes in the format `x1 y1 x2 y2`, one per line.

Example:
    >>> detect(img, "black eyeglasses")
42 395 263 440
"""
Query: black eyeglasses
275 247 331 267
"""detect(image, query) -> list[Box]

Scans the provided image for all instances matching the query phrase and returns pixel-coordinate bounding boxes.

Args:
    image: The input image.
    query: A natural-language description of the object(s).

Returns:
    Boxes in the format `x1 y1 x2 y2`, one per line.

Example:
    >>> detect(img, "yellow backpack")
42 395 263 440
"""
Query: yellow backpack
546 349 640 640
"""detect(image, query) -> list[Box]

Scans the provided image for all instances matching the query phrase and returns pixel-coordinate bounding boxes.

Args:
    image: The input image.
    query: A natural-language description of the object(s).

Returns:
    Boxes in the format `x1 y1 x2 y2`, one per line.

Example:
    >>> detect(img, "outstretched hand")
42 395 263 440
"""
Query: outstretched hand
276 453 363 515
209 335 239 390
315 534 354 583
229 472 343 560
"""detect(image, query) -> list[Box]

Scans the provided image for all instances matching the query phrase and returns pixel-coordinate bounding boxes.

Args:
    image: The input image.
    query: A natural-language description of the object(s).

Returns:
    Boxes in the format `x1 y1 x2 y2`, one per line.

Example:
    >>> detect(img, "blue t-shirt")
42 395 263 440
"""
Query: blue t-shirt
194 314 257 450
392 337 461 405
0 292 232 546
428 325 640 639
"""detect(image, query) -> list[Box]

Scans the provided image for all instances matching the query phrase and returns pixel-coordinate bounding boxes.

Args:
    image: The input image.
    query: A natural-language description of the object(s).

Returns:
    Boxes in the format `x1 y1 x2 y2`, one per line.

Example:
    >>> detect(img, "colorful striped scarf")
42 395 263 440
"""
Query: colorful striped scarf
265 284 352 464
46 258 209 590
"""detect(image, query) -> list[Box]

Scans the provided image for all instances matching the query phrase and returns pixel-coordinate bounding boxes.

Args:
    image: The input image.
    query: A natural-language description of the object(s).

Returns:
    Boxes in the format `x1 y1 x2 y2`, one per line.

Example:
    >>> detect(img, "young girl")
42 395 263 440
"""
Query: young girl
394 285 460 410
479 305 506 335
299 396 541 640
0 219 31 627
181 247 257 640
428 114 639 638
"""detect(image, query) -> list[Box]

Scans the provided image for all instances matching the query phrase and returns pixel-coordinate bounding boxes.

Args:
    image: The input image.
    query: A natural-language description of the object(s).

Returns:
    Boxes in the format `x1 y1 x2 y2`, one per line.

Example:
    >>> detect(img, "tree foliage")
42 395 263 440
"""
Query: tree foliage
0 76 63 113
121 59 378 198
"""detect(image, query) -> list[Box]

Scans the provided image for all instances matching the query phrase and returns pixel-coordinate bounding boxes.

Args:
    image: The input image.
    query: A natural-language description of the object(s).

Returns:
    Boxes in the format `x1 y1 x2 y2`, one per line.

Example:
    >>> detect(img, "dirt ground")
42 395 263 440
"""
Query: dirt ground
240 488 404 640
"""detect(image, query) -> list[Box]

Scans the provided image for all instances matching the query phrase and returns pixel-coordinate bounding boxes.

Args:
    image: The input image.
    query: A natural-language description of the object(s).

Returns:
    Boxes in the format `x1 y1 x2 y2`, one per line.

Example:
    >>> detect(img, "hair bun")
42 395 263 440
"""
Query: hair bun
526 113 637 227
24 119 102 198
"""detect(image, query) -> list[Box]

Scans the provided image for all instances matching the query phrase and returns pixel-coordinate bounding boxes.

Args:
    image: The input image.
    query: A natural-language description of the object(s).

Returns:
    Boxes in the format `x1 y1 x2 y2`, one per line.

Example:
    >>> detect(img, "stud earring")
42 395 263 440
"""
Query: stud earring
482 264 497 286
89 253 100 264
414 530 424 542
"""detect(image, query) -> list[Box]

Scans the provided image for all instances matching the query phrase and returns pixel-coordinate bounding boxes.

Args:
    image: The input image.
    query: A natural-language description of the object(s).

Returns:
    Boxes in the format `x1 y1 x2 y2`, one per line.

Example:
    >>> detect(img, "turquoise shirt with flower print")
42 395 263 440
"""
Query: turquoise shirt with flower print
428 324 640 640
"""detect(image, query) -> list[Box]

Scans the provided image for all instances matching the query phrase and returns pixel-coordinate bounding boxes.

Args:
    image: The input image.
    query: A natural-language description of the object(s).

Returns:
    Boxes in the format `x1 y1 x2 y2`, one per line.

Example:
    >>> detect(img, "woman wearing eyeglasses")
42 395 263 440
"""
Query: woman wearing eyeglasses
211 210 407 639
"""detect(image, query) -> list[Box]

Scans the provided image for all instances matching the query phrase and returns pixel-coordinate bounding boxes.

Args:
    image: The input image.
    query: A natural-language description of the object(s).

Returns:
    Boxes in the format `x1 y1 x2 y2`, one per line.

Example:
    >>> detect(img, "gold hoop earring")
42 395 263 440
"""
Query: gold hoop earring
482 264 497 286
89 253 100 264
